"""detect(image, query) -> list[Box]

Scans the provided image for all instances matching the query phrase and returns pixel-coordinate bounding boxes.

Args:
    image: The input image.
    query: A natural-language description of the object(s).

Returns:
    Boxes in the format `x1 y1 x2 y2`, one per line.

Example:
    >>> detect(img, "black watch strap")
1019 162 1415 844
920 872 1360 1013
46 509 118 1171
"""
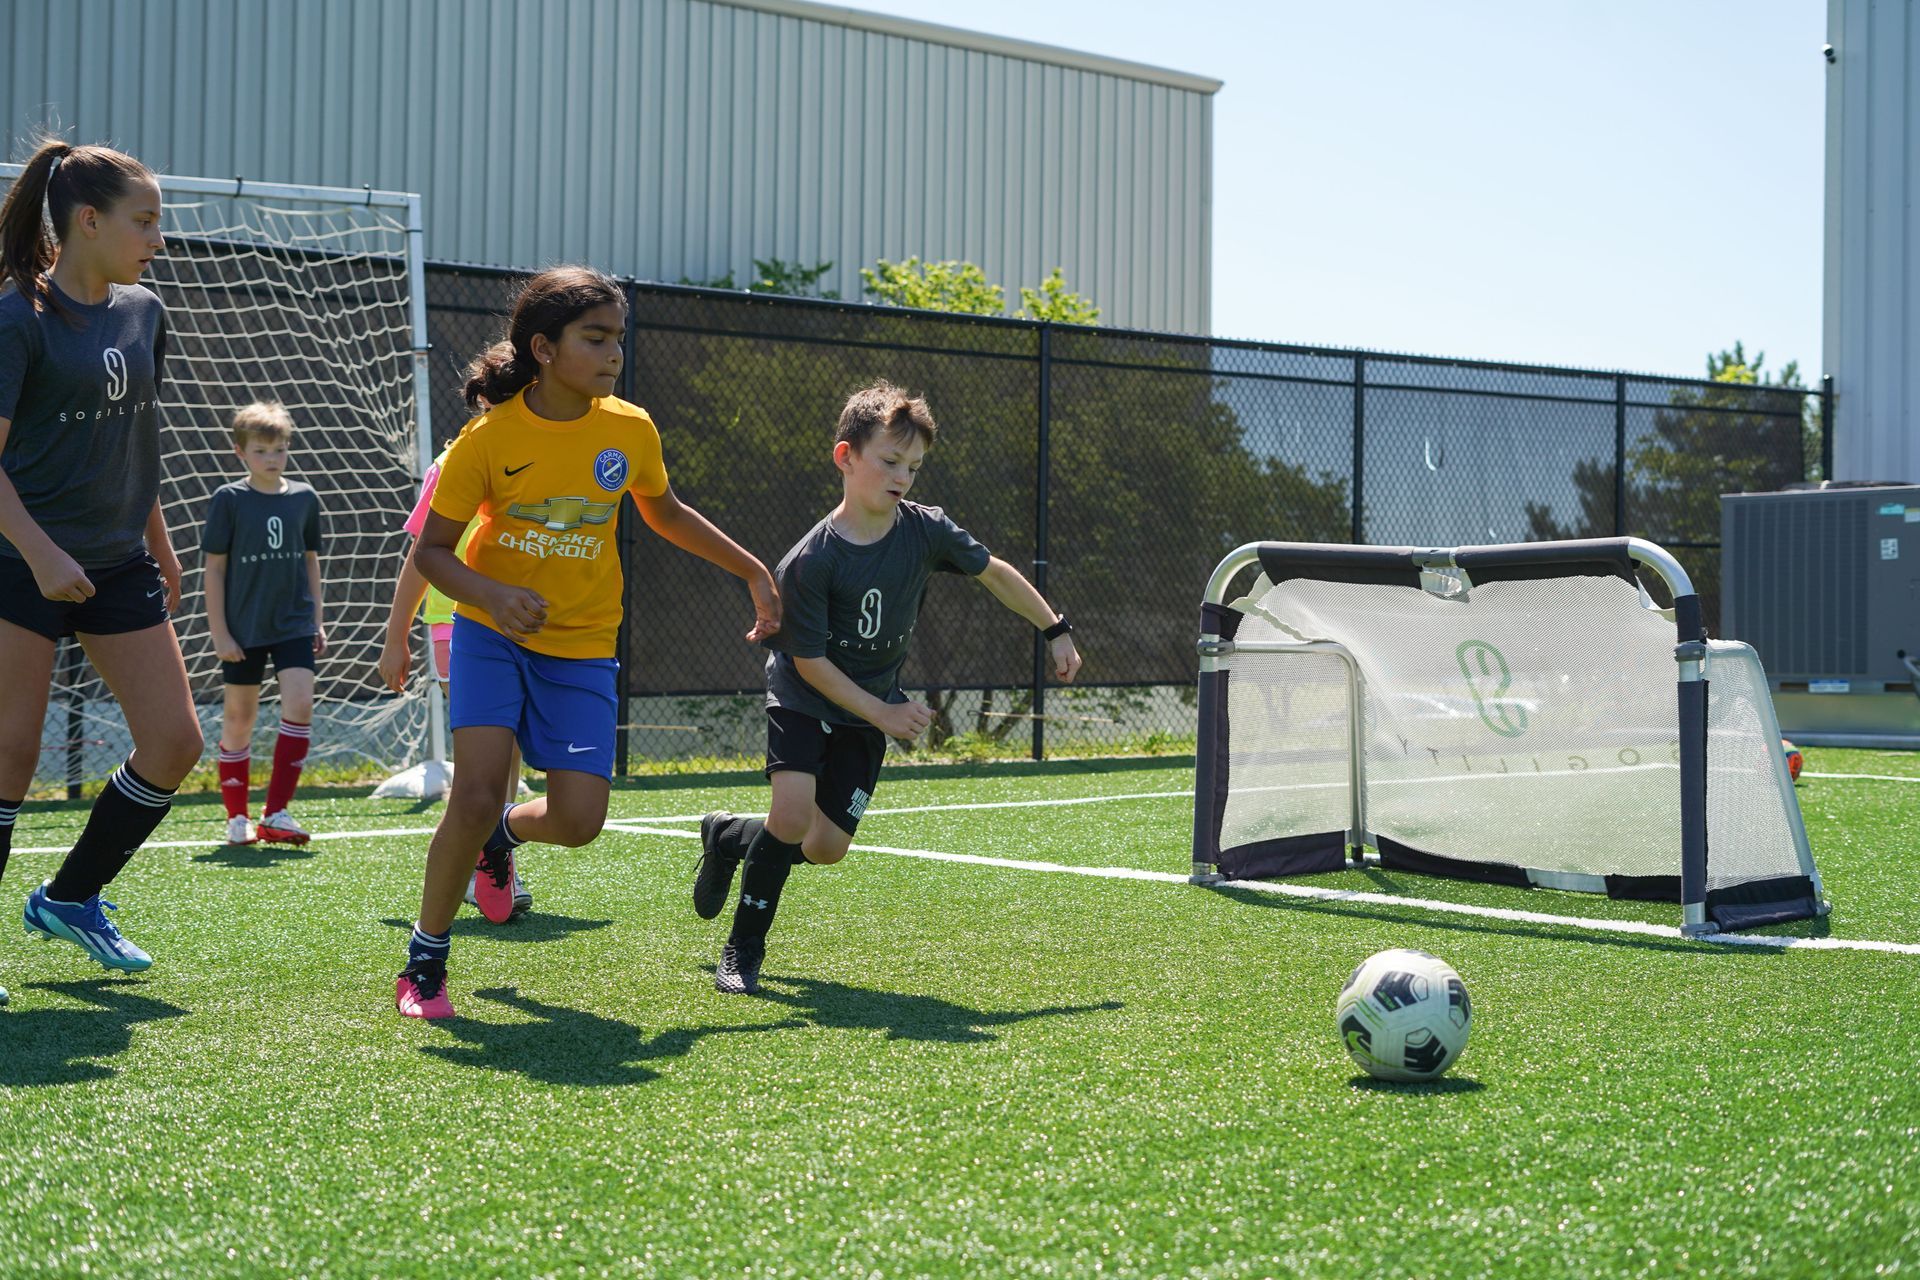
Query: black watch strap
1043 615 1073 640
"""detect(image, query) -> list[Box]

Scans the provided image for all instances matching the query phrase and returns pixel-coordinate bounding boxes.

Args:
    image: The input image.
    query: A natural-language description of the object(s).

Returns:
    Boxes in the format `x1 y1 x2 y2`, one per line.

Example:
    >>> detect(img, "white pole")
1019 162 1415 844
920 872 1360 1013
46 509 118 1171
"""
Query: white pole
404 194 448 771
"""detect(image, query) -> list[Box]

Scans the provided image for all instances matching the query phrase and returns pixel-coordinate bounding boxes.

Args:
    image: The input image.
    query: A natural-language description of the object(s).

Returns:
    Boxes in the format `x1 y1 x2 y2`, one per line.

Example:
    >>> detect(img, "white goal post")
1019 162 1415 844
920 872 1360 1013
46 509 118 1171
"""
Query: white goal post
1192 537 1826 936
0 164 446 796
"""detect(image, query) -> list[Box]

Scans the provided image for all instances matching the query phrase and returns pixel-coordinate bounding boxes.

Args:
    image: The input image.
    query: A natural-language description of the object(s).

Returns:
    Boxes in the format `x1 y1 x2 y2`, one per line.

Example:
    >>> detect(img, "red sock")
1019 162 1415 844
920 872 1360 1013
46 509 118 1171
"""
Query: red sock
265 720 310 816
217 748 251 819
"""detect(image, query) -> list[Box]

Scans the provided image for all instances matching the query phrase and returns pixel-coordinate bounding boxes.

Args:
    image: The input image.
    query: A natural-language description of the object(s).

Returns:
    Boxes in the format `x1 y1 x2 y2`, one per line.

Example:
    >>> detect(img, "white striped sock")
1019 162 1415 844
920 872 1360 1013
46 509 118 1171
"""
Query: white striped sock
110 765 175 809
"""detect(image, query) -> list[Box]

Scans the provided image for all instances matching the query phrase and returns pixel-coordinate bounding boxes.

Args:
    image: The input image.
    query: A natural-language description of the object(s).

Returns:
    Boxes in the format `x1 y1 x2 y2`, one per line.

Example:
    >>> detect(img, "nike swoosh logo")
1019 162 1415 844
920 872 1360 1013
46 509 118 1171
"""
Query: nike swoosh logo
566 744 595 754
504 462 534 476
146 588 165 598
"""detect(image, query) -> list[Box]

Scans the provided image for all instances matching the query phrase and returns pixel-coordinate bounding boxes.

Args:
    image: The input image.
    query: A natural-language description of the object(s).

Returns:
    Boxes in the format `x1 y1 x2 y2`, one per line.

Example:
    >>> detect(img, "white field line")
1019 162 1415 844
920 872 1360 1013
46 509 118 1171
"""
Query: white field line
12 779 1918 955
9 763 1901 858
602 821 1920 957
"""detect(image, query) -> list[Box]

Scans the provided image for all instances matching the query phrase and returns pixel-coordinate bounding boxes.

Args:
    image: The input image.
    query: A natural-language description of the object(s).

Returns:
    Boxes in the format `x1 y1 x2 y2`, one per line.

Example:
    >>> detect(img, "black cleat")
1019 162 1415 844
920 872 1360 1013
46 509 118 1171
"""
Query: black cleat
715 937 764 995
693 811 743 920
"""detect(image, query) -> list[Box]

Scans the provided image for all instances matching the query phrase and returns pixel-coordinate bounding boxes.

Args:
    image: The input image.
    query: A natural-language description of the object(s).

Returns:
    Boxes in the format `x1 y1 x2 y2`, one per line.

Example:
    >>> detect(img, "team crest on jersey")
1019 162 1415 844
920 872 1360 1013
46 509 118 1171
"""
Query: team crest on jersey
506 496 617 532
593 448 629 492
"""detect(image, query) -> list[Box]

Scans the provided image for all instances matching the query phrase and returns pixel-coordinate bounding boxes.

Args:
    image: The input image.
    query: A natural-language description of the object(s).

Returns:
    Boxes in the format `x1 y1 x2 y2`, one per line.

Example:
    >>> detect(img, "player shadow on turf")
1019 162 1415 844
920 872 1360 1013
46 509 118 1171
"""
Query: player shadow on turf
194 841 318 868
1347 1074 1484 1094
418 986 802 1086
746 974 1124 1044
0 979 190 1087
1209 885 1810 956
377 914 613 942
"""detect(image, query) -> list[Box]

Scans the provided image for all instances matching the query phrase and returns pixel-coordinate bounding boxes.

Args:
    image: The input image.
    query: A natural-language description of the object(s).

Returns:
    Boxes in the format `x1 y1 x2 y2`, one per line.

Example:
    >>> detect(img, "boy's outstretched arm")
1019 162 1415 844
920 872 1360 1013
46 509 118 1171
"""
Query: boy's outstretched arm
633 486 780 642
975 556 1082 683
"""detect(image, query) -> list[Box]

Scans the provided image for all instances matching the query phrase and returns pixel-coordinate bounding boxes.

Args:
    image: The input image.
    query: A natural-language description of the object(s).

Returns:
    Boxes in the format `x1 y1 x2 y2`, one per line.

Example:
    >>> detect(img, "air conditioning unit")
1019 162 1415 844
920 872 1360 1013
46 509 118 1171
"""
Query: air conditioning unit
1721 485 1920 746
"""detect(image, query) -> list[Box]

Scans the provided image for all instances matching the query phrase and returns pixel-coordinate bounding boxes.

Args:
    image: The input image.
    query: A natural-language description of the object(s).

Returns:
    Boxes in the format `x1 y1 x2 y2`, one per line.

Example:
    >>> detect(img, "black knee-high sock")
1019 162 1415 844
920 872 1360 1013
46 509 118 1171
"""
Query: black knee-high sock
728 825 801 945
45 762 175 903
721 815 760 861
0 796 19 887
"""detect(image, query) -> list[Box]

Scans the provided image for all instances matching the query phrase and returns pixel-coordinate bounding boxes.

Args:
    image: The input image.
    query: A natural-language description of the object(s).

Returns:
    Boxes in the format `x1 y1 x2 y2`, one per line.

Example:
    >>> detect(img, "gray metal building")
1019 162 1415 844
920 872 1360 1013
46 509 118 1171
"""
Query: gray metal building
2 0 1220 332
1824 0 1919 482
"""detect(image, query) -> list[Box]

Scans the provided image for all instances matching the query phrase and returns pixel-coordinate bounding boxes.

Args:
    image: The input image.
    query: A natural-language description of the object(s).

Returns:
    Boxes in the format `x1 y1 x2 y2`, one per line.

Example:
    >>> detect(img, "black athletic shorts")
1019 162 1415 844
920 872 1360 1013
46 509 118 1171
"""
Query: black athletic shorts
765 706 887 836
0 550 170 641
222 635 317 686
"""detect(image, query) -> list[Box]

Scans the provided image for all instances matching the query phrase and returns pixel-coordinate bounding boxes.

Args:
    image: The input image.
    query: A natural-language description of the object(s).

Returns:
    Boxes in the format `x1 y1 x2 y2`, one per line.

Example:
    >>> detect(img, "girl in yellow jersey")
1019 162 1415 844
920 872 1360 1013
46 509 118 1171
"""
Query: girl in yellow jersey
396 266 779 1019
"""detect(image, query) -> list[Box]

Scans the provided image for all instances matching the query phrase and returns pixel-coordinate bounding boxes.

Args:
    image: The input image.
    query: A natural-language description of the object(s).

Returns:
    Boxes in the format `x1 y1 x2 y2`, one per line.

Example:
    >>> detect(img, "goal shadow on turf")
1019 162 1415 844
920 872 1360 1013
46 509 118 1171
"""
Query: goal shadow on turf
416 985 802 1086
735 973 1125 1044
0 979 190 1087
1206 884 1818 956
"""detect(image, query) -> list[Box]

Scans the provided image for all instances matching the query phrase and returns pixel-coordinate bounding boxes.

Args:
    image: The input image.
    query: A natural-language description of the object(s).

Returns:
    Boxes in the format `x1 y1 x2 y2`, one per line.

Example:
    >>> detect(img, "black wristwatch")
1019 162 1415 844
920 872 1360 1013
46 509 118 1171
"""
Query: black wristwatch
1043 614 1074 640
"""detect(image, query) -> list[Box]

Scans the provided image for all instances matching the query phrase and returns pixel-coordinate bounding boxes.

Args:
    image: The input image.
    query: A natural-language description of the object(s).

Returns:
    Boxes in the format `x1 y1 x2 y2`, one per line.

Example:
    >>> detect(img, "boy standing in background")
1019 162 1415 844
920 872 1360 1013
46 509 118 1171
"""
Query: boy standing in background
203 401 325 845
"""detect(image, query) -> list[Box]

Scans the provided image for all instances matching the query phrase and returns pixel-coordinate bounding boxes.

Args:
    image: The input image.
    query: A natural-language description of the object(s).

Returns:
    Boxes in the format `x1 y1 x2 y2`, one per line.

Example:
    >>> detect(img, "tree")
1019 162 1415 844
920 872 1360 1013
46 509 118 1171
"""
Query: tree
859 258 1006 315
1017 269 1101 325
681 257 840 299
1524 342 1814 627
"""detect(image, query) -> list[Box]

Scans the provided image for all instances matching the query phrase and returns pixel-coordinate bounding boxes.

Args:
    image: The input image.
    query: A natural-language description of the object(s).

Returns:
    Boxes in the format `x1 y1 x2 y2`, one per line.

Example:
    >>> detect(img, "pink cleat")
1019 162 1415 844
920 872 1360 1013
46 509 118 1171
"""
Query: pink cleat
470 844 517 925
396 959 455 1019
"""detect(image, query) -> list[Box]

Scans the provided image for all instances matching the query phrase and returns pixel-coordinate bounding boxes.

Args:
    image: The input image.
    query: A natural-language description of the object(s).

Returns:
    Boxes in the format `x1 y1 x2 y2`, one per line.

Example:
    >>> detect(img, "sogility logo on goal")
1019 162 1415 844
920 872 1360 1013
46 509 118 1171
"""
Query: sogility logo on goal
1456 639 1528 739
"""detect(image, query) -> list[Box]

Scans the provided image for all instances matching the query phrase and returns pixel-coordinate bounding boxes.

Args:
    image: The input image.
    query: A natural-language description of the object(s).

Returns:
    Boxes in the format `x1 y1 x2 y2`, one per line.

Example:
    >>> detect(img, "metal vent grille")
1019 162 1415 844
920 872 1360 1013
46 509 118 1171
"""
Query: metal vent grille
1725 495 1870 678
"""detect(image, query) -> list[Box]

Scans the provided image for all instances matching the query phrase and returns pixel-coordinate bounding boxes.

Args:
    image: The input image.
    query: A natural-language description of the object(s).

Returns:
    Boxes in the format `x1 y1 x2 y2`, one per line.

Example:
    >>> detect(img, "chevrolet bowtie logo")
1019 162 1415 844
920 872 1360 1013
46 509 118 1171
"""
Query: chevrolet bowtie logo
506 496 617 532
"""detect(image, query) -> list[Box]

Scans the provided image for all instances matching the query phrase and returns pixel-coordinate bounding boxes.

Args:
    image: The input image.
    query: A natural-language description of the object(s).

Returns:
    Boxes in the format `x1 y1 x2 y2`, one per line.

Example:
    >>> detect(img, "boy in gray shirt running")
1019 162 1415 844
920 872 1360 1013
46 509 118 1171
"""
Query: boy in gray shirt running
692 379 1083 994
202 401 326 846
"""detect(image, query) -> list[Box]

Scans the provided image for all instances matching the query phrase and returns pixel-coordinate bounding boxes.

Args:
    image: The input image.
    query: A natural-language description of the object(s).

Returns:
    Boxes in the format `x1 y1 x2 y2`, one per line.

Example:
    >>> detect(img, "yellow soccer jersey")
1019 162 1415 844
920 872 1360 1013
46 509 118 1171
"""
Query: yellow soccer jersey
430 388 669 659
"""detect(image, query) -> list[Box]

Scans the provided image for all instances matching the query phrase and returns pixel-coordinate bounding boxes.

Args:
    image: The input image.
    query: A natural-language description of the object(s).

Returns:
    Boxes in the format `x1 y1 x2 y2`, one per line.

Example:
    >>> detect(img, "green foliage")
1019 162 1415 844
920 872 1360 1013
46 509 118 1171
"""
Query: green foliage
1016 268 1101 325
1526 342 1819 618
681 258 840 300
860 257 1007 316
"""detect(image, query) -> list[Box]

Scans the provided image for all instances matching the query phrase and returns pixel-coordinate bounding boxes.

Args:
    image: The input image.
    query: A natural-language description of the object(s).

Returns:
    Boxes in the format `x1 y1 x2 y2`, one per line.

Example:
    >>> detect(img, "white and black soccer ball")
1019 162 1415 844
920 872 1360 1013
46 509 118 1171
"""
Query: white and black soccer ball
1335 948 1471 1082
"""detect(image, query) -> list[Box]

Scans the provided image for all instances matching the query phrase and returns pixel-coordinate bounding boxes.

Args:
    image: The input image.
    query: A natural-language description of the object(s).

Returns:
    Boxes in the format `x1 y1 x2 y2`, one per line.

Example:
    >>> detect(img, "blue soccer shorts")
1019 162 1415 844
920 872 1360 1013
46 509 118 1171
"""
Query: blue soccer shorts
447 616 618 779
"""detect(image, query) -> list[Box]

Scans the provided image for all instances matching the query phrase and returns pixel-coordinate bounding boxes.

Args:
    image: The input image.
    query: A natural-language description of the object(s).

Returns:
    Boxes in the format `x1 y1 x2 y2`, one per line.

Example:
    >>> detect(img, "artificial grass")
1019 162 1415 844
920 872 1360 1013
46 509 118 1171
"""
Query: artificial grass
0 750 1913 1278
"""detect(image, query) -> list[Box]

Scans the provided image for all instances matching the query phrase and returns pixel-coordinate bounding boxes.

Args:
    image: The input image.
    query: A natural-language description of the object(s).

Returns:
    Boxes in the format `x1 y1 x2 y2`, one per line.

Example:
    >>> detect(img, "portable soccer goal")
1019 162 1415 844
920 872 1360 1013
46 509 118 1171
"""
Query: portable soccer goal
1192 538 1825 935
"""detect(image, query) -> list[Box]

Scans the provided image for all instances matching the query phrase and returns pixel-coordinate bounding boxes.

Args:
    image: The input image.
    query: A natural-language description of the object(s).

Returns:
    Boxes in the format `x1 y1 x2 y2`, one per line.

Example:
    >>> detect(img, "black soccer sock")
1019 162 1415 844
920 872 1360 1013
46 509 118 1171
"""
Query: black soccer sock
724 815 761 861
0 796 20 887
728 826 801 945
483 803 527 858
408 924 452 969
45 761 175 903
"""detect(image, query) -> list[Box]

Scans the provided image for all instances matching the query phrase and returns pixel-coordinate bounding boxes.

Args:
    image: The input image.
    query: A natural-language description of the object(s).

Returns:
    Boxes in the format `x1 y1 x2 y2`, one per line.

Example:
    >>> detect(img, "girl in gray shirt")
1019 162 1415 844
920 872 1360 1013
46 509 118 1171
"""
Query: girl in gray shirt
0 138 205 992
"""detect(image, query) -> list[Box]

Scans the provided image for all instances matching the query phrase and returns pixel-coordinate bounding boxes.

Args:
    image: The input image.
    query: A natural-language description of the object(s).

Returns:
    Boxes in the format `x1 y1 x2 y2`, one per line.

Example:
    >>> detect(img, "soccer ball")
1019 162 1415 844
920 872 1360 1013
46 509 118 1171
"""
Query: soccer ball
1335 949 1471 1081
1782 739 1803 783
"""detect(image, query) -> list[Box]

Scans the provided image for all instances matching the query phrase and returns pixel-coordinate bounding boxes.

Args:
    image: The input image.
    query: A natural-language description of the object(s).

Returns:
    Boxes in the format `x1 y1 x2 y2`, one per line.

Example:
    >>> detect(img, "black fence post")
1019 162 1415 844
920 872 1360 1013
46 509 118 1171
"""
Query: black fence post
1820 373 1834 482
614 278 640 778
1350 355 1366 544
1614 374 1628 536
1031 322 1053 763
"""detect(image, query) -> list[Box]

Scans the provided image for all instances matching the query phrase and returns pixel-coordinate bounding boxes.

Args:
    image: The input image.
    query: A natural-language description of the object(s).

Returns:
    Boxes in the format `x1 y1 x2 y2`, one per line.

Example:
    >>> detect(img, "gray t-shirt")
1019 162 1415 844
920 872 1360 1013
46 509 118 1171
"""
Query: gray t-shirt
764 500 991 726
201 480 324 649
0 280 167 567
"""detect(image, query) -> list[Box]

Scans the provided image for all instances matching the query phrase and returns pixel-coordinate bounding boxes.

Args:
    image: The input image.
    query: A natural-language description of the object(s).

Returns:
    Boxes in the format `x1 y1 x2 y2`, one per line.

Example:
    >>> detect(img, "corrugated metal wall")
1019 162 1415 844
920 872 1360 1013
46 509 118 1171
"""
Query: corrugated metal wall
1824 0 1919 481
2 0 1216 332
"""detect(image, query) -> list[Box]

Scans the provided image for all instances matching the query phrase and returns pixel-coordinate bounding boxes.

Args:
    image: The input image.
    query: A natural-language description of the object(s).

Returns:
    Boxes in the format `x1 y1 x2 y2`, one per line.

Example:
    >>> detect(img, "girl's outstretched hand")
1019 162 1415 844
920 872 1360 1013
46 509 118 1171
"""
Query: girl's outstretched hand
744 569 782 644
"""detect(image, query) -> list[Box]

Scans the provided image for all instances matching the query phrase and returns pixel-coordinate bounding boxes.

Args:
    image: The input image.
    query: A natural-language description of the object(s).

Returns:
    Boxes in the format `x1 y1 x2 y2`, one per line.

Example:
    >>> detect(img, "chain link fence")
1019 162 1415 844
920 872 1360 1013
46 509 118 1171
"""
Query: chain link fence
425 262 1824 770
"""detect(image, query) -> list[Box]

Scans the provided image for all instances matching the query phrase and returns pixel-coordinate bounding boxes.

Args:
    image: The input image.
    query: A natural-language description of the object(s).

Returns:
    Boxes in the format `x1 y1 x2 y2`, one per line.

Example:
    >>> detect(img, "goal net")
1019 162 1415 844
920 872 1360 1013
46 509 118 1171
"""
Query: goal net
0 166 441 794
1192 537 1825 934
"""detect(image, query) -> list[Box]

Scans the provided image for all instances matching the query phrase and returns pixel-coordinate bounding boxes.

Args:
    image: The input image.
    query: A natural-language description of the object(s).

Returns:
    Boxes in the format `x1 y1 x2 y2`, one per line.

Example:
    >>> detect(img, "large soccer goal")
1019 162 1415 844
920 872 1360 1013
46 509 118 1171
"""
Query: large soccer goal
0 164 444 795
1192 537 1825 935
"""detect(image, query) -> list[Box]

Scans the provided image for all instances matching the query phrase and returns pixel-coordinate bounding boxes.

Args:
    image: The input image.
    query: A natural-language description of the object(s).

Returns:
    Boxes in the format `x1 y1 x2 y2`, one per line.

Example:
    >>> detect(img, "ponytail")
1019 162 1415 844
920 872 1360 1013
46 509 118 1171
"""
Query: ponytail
0 136 153 316
462 339 539 412
461 266 626 413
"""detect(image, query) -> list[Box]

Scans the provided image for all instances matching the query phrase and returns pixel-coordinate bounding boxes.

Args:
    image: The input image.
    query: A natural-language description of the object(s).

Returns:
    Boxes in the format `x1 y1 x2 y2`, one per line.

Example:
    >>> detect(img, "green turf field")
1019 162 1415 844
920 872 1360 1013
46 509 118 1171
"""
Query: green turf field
1 747 1915 1278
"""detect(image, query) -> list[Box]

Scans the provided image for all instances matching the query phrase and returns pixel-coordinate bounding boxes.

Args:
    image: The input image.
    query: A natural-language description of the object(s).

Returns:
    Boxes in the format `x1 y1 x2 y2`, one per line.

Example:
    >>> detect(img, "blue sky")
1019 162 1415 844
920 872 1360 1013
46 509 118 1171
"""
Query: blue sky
875 0 1827 382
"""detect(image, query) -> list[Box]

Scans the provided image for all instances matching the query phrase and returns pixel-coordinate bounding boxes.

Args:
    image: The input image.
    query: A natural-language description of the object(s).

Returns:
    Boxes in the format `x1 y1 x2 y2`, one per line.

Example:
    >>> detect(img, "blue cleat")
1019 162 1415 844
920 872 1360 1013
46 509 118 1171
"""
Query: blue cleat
24 882 153 972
